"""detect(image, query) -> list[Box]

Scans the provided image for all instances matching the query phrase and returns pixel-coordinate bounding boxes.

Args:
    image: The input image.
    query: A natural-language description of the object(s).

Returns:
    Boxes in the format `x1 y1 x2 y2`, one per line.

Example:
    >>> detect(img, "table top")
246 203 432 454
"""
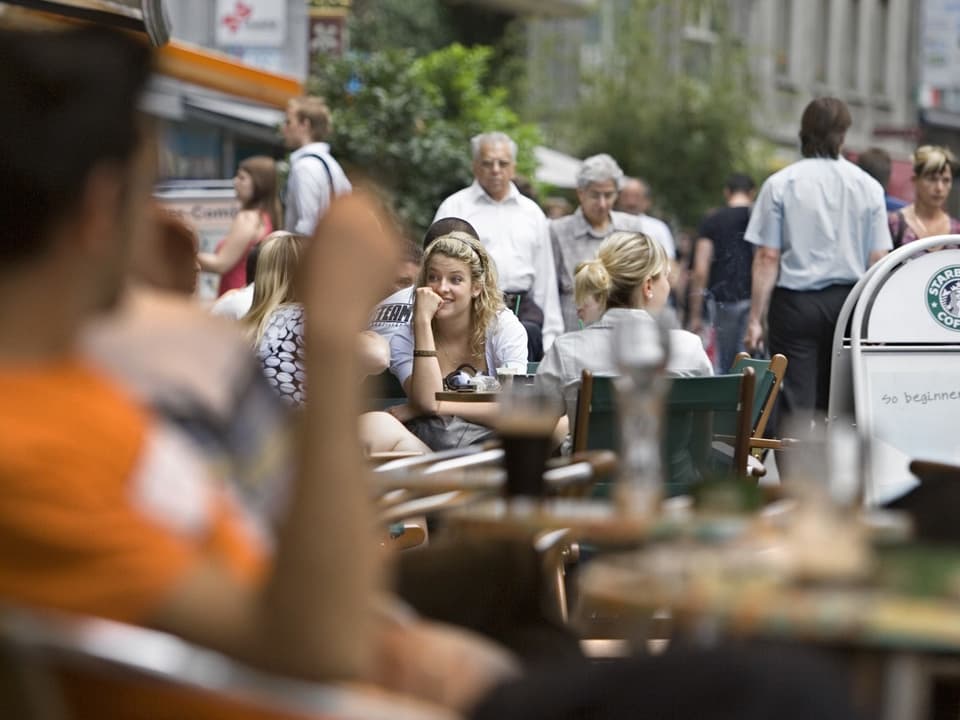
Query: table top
447 498 650 545
580 538 960 655
374 449 616 497
435 391 499 402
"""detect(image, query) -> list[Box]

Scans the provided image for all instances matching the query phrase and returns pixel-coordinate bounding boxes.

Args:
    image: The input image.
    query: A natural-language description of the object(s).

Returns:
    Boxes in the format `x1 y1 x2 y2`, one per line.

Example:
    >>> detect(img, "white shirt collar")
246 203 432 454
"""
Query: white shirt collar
468 180 521 205
290 142 331 161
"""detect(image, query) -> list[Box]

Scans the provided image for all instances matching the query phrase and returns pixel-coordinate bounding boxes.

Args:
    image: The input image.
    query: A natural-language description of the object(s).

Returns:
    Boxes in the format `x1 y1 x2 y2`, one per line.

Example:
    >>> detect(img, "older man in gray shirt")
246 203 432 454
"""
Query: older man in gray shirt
550 154 650 331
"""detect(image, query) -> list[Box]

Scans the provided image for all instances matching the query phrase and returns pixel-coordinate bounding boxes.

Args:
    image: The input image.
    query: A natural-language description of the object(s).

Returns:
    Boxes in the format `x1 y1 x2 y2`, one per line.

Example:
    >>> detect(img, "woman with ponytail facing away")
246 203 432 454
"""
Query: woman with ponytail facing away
535 231 712 446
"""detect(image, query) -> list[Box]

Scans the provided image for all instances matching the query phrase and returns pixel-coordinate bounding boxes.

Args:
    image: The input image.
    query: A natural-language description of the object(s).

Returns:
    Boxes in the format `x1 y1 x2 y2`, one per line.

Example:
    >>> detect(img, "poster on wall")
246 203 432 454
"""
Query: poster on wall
919 0 960 111
154 182 239 300
216 0 286 48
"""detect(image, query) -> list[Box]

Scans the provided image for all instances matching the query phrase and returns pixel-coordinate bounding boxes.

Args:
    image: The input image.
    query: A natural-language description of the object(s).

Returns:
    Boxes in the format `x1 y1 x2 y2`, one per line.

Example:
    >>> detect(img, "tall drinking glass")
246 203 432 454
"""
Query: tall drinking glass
612 309 671 517
496 383 561 498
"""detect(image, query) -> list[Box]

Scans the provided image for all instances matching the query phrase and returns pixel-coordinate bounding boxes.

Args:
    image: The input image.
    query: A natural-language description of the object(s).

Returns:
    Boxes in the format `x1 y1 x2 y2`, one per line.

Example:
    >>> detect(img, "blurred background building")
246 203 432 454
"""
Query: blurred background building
527 0 927 201
6 0 960 211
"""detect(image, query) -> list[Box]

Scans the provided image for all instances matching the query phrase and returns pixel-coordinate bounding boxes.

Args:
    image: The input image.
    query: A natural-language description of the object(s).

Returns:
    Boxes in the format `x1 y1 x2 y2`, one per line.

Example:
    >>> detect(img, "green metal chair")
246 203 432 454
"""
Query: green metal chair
572 368 756 497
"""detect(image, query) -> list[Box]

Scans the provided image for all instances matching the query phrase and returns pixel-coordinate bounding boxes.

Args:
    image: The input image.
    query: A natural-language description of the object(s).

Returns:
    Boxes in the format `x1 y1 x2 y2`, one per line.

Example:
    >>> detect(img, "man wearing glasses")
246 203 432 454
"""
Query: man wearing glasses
550 154 659 331
434 132 563 360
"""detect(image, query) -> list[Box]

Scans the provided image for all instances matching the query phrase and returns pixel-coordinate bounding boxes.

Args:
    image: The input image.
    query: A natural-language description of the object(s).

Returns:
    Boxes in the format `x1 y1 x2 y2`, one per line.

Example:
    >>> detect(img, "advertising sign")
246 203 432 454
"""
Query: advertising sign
919 0 960 111
216 0 286 48
154 181 239 299
866 251 960 341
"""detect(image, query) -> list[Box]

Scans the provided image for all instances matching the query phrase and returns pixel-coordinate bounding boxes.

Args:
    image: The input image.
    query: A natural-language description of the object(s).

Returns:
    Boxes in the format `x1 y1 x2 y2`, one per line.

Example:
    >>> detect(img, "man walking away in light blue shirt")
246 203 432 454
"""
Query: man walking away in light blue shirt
744 97 891 438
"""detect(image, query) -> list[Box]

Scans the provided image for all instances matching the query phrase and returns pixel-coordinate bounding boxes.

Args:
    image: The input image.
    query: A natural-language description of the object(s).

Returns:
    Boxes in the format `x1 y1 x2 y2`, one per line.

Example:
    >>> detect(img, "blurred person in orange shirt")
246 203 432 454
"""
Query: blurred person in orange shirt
0 25 514 718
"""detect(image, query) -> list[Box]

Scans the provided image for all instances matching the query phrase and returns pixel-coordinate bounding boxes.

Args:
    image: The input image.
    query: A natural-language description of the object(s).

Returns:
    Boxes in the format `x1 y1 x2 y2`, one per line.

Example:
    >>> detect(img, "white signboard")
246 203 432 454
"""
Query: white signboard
154 183 239 299
859 352 960 504
216 0 286 48
866 249 960 342
920 0 960 110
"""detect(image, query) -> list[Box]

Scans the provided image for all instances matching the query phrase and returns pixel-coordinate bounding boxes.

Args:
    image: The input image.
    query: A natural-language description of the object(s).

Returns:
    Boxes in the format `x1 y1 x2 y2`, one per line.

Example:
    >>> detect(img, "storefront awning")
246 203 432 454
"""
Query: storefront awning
183 95 285 145
0 0 170 44
157 40 302 109
0 3 302 108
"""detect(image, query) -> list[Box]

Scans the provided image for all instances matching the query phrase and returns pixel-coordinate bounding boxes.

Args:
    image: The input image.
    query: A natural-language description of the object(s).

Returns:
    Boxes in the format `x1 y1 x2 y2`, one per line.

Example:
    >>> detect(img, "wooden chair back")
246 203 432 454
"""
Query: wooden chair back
731 352 787 440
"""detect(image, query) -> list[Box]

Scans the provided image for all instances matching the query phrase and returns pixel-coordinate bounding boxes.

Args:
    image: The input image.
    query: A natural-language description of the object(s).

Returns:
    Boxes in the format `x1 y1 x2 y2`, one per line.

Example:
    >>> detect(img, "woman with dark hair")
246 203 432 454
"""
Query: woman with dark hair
199 155 280 296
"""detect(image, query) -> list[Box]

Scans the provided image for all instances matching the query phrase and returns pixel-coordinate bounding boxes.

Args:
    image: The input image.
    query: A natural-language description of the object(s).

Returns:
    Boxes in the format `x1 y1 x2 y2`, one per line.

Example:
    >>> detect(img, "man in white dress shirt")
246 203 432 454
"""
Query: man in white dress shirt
433 132 563 358
282 96 352 235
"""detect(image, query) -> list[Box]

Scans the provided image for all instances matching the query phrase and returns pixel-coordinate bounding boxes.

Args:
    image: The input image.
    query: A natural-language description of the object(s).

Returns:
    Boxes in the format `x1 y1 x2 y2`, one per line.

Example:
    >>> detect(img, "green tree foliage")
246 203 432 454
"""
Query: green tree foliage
348 0 456 58
348 0 525 99
559 0 773 228
311 44 542 239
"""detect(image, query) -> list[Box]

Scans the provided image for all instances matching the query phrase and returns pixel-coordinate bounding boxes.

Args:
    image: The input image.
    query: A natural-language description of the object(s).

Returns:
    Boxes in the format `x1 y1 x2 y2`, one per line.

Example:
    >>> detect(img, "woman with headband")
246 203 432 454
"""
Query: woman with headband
387 231 528 449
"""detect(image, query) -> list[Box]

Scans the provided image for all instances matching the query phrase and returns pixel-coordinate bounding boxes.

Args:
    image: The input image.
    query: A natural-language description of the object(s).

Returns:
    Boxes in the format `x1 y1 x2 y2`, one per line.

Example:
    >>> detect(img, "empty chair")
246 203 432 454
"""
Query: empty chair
730 352 792 455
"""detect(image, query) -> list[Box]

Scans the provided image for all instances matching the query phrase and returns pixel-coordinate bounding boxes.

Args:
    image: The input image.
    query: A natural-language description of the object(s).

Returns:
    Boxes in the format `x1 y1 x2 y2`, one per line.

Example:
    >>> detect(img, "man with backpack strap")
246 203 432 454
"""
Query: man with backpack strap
282 95 352 234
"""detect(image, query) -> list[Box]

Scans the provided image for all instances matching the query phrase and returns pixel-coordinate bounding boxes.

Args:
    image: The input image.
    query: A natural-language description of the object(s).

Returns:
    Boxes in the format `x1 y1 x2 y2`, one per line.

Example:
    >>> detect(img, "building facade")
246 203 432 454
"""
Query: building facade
528 0 924 199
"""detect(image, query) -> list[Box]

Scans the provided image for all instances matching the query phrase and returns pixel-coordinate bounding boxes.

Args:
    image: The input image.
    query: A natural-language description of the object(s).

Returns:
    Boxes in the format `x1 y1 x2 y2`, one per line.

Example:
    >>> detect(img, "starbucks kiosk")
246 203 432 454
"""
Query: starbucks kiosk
829 235 960 505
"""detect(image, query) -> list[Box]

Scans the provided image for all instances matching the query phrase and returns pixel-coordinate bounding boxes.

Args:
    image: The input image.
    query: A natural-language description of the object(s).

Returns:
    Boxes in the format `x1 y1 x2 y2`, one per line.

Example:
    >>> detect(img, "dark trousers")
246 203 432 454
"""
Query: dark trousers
505 291 545 362
522 320 544 362
767 284 853 436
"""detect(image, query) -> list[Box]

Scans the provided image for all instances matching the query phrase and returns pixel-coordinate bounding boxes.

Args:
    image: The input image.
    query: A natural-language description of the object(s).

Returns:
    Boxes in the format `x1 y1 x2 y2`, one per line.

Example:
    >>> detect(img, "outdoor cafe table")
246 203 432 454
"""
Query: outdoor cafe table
579 532 960 720
445 497 651 547
435 391 499 402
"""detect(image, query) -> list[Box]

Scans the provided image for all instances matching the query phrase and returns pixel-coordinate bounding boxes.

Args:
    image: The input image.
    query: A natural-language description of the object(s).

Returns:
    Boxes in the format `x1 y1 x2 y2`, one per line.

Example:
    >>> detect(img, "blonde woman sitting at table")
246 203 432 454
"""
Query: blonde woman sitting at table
387 231 528 449
536 231 712 447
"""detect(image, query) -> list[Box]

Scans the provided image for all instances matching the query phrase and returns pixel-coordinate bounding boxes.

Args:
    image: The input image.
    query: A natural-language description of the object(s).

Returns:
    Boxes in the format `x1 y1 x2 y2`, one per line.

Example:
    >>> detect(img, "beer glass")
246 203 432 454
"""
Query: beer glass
612 309 671 516
496 383 560 498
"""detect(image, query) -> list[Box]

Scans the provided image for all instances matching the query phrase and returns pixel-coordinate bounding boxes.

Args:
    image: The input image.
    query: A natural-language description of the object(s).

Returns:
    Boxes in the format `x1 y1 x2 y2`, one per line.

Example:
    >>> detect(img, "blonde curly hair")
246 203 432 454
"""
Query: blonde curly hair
417 231 503 362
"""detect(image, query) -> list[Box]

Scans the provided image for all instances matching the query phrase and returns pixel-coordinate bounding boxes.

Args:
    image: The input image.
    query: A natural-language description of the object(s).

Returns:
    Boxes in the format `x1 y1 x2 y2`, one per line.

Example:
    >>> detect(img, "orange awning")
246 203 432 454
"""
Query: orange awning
157 40 302 110
0 2 303 108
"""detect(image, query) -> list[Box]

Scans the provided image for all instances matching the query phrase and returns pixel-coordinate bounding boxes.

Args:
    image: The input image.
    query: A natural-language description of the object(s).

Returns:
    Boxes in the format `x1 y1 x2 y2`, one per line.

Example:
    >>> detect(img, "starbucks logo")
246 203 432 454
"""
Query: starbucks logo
927 266 960 330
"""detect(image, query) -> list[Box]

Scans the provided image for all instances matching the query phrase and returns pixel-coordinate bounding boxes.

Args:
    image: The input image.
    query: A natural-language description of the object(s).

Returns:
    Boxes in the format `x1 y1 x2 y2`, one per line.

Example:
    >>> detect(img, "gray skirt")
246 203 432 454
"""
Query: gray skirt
405 414 494 451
